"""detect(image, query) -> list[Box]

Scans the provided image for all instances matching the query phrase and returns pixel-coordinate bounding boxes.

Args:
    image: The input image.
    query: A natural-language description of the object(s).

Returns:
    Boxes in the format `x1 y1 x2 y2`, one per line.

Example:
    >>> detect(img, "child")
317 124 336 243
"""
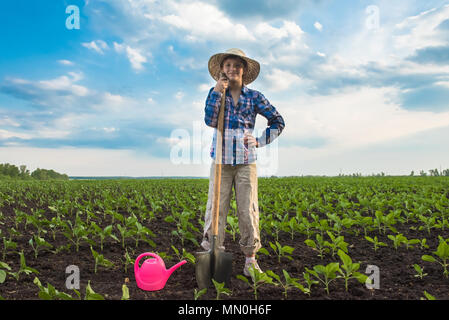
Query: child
202 48 285 277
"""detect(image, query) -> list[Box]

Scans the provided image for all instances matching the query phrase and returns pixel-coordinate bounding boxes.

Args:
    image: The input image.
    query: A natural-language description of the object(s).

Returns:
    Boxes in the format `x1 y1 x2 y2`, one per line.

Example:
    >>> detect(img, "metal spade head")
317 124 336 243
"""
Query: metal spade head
195 235 232 289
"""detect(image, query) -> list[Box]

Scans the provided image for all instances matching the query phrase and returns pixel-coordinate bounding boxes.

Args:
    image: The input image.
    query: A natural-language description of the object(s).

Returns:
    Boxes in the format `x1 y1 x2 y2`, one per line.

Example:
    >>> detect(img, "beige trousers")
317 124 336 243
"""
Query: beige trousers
202 159 262 257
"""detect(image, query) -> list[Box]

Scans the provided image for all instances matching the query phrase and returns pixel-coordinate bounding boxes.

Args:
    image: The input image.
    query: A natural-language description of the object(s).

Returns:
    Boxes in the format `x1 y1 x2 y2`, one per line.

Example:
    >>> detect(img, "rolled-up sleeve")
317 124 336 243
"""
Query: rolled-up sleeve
204 88 223 128
255 92 285 147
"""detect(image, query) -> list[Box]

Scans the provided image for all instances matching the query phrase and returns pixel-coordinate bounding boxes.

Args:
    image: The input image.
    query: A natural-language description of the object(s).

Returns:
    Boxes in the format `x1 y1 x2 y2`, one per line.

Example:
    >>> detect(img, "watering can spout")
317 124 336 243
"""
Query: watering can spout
167 260 187 278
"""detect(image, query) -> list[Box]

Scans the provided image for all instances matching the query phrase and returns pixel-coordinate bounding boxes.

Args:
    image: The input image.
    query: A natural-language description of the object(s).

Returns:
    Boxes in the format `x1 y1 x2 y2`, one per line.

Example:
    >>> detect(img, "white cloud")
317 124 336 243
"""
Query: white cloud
175 91 185 101
331 4 449 70
114 42 148 71
198 83 211 92
264 68 302 92
37 72 90 97
159 1 255 42
393 4 449 54
279 86 449 153
435 81 449 88
0 116 20 127
126 46 148 71
254 22 289 41
58 59 74 66
103 127 117 133
0 129 32 140
81 40 109 54
314 21 323 31
252 20 308 68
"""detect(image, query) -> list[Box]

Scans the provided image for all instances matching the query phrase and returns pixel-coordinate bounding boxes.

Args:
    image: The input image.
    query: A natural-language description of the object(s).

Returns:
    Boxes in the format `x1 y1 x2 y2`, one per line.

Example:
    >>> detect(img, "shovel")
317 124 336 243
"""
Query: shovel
195 74 233 289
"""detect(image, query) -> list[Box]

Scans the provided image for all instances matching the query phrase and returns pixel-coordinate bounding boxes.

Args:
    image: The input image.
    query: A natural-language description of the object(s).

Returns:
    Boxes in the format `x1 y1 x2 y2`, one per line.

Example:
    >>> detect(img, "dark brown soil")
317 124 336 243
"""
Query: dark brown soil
1 195 448 302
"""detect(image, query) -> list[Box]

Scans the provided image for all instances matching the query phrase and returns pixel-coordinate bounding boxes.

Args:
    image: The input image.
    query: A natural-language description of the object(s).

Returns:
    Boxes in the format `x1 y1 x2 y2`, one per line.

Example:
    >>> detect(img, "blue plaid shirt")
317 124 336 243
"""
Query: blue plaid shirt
204 85 285 166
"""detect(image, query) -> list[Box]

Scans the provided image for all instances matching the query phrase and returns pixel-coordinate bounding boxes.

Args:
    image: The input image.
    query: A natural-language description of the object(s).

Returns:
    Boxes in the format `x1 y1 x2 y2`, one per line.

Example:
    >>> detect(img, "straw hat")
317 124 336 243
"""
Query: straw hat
208 48 260 85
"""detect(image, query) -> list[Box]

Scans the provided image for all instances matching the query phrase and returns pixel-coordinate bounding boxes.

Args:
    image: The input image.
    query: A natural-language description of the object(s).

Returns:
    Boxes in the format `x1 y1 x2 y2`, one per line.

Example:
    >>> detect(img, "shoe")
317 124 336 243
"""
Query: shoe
201 240 210 251
243 260 263 277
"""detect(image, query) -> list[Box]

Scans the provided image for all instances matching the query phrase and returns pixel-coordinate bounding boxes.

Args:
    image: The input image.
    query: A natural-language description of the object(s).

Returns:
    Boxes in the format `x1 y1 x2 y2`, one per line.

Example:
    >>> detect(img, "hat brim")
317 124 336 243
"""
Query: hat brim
208 53 260 85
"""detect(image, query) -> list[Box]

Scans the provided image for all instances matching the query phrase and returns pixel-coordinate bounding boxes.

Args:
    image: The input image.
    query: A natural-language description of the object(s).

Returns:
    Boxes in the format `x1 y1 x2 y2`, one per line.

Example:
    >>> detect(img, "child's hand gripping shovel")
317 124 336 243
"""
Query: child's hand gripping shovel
195 73 233 289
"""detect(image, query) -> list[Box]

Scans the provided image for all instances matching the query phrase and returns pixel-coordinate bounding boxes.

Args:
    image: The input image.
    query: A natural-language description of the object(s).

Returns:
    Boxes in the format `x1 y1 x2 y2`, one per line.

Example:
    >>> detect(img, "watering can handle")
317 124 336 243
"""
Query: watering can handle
135 252 161 270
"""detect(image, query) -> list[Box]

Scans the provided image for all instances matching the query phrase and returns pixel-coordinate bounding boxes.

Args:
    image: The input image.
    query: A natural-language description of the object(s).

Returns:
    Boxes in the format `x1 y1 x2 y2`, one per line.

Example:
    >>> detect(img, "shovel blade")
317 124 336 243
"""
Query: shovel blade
212 249 233 288
195 250 212 290
195 236 233 289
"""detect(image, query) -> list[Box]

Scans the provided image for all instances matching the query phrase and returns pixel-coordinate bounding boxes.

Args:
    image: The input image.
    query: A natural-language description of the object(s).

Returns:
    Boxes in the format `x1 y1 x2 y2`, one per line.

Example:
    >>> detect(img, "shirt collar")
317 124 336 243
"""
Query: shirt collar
225 85 249 96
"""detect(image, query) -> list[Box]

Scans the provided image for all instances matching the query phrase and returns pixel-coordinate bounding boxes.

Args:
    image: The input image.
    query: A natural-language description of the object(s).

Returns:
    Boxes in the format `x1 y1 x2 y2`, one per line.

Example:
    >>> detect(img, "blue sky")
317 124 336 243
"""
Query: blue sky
1 0 449 177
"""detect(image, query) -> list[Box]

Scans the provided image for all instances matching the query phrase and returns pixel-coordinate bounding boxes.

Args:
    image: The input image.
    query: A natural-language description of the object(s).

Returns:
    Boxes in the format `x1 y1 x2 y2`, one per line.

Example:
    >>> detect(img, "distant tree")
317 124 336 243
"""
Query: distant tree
0 163 19 178
429 169 440 176
410 170 414 176
419 170 427 176
0 163 68 180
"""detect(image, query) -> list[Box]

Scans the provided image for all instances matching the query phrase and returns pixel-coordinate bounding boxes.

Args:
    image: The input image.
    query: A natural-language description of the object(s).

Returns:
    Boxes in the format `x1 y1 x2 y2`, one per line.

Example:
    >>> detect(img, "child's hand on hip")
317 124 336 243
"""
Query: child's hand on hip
244 133 258 148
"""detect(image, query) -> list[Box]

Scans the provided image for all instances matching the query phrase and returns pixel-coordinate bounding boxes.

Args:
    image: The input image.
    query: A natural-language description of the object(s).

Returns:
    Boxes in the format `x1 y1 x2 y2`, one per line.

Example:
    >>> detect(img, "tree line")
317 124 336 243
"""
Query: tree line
0 163 69 180
337 168 449 177
410 168 449 177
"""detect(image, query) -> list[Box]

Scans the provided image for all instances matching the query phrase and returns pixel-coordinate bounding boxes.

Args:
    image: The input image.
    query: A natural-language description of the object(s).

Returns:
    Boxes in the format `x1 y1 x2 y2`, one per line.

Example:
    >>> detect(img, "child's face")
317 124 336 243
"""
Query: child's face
221 57 245 83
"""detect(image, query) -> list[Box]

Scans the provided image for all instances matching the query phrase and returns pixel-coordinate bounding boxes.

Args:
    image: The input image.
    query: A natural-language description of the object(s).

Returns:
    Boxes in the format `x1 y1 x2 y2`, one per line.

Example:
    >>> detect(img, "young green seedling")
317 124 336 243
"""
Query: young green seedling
90 246 114 274
305 233 329 259
84 280 105 300
89 222 119 251
266 269 309 299
10 250 39 281
212 279 232 300
121 283 130 300
225 215 239 241
33 277 73 300
133 220 156 248
287 217 299 240
422 237 449 278
418 238 429 250
123 247 135 273
413 264 427 279
2 236 17 261
337 249 368 291
403 237 420 250
0 261 11 284
194 288 207 300
324 231 349 257
420 291 436 300
29 235 53 259
237 266 274 300
365 235 387 251
418 214 436 235
305 262 341 295
269 241 295 263
171 245 195 264
302 272 317 296
387 233 406 250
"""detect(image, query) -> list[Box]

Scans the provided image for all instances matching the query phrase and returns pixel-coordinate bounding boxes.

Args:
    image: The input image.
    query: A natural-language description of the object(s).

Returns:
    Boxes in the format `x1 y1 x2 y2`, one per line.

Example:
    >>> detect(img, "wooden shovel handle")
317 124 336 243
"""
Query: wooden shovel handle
212 88 226 236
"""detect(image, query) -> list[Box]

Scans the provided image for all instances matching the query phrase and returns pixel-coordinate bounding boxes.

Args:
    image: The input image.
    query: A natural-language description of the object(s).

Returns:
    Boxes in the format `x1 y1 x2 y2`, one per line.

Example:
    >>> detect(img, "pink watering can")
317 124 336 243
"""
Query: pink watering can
134 252 187 291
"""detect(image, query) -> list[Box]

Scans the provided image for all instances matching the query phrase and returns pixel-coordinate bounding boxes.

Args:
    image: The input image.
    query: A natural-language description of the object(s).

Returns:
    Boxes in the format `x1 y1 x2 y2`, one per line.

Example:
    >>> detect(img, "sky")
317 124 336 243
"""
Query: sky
0 0 449 177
